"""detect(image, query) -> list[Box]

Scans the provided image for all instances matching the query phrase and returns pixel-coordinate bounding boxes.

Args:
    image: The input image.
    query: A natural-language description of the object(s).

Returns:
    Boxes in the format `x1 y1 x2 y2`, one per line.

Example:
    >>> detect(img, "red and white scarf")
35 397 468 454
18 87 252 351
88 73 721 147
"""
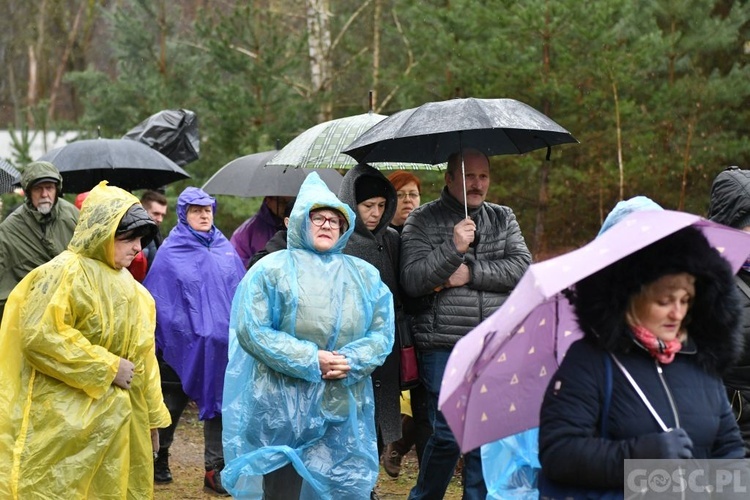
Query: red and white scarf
631 324 682 364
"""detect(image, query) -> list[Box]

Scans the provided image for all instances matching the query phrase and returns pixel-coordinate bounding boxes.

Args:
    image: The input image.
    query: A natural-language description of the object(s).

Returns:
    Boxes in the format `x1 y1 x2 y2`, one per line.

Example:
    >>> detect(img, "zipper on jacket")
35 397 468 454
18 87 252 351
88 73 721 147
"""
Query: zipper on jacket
655 361 681 429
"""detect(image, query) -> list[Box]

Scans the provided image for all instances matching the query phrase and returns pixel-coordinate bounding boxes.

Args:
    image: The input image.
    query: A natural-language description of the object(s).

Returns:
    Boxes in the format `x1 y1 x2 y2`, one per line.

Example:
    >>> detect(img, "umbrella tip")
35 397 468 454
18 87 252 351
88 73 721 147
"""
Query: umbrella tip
368 90 373 112
275 138 281 150
97 126 101 139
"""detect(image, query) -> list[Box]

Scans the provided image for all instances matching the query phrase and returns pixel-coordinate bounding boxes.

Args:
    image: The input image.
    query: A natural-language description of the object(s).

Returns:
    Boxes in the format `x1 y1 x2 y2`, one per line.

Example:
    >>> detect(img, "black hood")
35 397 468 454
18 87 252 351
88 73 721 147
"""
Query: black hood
707 167 750 228
572 226 743 375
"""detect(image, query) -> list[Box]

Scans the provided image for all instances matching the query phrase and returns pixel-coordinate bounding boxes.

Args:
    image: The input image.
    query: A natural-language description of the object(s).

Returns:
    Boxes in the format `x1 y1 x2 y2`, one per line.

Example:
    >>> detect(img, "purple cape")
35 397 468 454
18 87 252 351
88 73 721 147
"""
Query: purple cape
144 187 245 419
229 199 282 267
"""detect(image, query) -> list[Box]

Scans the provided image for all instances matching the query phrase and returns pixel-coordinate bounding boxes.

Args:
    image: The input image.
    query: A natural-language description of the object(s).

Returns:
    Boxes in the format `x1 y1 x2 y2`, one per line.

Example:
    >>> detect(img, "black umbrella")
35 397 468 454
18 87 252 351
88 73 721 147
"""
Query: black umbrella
202 150 344 198
0 159 21 194
37 138 190 193
343 97 578 164
342 97 578 216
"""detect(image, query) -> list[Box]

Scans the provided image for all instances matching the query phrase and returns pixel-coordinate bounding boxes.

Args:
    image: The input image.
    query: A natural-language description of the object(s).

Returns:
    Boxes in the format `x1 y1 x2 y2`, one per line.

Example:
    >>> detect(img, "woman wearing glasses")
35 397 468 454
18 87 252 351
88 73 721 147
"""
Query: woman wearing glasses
388 170 422 232
222 173 394 499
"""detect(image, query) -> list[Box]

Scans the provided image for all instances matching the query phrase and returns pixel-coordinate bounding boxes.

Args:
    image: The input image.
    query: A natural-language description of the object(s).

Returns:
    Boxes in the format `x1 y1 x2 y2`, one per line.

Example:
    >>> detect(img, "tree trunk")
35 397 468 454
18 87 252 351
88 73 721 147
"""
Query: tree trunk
371 0 382 109
305 0 333 121
47 0 87 123
533 1 552 256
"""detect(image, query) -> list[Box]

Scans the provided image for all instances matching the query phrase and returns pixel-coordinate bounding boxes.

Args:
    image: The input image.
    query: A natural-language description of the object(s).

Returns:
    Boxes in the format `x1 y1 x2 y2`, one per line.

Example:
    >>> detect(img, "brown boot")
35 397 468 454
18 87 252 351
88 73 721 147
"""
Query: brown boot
382 443 403 478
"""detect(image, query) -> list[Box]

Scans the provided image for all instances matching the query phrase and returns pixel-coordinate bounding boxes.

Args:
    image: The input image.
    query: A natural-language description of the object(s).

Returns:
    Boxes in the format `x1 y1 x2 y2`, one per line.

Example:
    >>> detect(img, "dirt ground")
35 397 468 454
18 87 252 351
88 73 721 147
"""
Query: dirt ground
153 402 462 499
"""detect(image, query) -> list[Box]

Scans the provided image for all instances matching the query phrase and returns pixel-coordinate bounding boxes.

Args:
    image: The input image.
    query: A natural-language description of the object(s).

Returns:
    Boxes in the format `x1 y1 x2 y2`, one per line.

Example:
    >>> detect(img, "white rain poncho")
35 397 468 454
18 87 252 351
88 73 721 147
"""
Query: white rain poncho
222 173 394 499
0 182 171 499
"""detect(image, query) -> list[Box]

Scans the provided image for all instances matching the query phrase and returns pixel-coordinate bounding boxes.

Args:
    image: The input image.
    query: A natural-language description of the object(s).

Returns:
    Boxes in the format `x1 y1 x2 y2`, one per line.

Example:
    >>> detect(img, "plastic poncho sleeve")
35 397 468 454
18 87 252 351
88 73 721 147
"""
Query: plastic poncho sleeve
234 259 394 385
19 262 120 399
234 272 321 382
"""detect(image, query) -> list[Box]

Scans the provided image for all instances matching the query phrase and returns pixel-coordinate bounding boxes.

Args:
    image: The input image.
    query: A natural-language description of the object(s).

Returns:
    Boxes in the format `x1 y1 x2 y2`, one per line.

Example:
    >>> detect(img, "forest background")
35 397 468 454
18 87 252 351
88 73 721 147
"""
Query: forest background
3 0 750 258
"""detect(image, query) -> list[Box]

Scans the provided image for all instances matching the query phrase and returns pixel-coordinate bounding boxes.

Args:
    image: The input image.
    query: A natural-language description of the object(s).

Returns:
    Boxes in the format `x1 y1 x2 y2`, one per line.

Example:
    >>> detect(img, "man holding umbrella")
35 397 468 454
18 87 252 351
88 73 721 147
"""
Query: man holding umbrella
0 161 78 320
400 148 531 500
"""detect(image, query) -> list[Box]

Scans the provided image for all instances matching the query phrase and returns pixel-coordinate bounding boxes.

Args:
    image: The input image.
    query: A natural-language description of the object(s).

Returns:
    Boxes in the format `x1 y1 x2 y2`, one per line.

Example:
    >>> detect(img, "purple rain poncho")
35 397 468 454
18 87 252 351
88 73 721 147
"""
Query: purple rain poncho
221 173 395 499
229 198 283 268
144 187 245 420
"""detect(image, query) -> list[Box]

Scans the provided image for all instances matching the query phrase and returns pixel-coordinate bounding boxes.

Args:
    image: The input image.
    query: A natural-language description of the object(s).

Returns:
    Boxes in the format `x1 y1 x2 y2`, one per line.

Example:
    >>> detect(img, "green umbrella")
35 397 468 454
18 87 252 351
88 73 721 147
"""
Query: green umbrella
266 112 444 171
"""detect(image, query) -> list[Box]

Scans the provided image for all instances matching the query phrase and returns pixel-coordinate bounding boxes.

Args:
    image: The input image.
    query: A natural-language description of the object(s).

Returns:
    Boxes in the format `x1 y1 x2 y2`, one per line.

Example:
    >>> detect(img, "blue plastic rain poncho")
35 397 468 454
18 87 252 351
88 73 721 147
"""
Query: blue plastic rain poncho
0 181 171 499
222 173 395 499
143 187 245 420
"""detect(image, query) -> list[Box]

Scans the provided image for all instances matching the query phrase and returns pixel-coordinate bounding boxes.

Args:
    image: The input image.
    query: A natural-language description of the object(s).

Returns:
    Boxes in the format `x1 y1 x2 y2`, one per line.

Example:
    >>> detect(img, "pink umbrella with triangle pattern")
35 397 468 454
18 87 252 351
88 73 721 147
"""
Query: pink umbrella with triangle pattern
439 209 750 453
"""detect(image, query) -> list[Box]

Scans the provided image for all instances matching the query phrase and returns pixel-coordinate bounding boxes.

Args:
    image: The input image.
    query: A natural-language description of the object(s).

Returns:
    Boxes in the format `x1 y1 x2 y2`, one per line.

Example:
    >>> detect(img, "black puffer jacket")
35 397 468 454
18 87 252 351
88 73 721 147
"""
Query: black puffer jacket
707 166 750 456
539 227 745 491
400 188 531 351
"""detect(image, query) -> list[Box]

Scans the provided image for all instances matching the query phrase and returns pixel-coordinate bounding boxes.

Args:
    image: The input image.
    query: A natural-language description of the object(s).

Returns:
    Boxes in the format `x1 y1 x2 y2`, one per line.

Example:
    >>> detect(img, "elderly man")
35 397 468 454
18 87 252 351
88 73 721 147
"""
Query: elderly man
401 148 531 500
0 161 78 320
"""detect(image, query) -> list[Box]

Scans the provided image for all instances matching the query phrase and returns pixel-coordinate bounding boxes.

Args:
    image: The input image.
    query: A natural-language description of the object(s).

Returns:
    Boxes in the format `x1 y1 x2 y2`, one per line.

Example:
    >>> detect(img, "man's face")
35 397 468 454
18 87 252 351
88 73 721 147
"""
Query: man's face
144 201 167 226
445 151 490 209
30 181 57 215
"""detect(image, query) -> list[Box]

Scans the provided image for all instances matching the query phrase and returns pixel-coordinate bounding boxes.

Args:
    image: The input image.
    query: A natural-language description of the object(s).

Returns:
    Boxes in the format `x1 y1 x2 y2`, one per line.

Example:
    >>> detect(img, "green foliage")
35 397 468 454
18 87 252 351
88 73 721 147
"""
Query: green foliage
57 0 750 254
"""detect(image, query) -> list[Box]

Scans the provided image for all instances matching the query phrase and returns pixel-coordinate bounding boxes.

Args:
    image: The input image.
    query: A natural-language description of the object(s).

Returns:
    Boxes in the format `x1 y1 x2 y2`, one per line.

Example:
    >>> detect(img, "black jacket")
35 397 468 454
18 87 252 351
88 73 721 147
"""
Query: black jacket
400 187 531 351
707 166 750 456
539 227 745 489
338 163 402 445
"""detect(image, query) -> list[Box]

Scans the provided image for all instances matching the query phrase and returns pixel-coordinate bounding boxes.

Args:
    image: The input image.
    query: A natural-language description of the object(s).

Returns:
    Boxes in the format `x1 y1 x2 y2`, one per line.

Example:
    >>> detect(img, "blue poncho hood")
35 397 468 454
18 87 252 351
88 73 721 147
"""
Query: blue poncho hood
222 173 394 499
143 187 245 420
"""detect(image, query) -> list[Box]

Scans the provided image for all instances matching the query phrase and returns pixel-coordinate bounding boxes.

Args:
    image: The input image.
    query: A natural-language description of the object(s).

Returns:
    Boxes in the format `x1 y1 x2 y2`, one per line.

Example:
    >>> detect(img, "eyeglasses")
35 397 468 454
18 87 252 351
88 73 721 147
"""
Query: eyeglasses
396 191 420 201
310 213 344 229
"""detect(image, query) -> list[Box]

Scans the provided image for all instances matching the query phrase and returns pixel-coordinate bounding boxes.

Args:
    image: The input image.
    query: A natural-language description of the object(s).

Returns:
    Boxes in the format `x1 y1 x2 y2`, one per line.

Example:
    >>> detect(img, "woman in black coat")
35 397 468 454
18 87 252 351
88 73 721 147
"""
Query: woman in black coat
538 226 745 494
338 163 403 459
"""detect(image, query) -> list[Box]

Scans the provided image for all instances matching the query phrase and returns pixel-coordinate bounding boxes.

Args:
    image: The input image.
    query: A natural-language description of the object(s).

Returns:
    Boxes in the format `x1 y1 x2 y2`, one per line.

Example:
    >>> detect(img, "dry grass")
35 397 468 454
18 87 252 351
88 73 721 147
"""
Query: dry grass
154 402 463 499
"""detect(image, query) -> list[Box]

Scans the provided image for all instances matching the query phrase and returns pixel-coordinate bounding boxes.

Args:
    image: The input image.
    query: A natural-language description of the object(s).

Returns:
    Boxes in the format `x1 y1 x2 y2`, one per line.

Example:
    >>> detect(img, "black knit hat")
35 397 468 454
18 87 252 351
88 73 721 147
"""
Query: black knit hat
355 178 390 204
116 204 158 247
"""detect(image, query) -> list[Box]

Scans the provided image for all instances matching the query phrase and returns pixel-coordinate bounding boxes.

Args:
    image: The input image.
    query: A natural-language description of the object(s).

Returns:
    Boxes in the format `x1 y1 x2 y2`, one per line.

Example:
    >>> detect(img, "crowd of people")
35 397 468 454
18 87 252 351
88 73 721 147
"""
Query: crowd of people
1 153 750 499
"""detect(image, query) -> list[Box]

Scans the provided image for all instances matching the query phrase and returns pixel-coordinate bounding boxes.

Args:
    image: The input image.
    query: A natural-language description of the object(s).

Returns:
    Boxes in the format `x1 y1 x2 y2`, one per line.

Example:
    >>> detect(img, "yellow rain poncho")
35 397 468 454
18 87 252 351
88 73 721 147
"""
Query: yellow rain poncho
0 182 171 499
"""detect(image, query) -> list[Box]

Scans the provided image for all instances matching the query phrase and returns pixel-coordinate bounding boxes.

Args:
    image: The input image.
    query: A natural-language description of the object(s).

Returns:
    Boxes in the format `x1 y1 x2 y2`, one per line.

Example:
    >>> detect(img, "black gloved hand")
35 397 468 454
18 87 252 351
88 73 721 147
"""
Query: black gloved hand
631 428 693 459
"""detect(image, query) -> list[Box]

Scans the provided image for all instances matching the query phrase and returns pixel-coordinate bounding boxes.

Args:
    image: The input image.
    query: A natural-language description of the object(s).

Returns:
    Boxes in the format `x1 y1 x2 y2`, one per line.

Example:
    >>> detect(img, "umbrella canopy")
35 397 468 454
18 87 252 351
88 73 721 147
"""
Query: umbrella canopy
343 97 578 165
202 150 344 197
0 159 21 194
266 112 444 171
438 209 750 453
37 138 190 193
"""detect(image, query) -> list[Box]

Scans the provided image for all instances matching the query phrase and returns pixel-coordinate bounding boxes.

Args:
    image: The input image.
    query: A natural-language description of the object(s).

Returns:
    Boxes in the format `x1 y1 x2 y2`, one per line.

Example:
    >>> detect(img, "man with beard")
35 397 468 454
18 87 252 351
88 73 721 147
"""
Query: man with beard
0 161 78 320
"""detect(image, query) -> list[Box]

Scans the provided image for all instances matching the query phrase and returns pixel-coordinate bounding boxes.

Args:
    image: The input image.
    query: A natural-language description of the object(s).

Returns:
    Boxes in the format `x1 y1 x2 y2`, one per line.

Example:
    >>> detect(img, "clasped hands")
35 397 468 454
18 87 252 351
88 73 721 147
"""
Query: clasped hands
318 350 351 380
434 218 475 292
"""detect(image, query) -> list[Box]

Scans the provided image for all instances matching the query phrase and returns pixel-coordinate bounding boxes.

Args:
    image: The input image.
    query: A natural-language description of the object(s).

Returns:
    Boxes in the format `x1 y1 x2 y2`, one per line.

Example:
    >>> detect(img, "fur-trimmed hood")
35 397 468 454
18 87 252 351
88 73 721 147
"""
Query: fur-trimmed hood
573 226 743 374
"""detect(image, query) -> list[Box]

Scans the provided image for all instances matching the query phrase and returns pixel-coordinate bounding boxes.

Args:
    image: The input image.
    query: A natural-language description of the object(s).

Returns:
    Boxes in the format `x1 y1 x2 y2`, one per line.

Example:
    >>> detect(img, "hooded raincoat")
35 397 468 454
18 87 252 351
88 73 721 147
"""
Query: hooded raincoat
0 181 171 499
143 187 245 420
0 161 78 318
222 173 395 499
